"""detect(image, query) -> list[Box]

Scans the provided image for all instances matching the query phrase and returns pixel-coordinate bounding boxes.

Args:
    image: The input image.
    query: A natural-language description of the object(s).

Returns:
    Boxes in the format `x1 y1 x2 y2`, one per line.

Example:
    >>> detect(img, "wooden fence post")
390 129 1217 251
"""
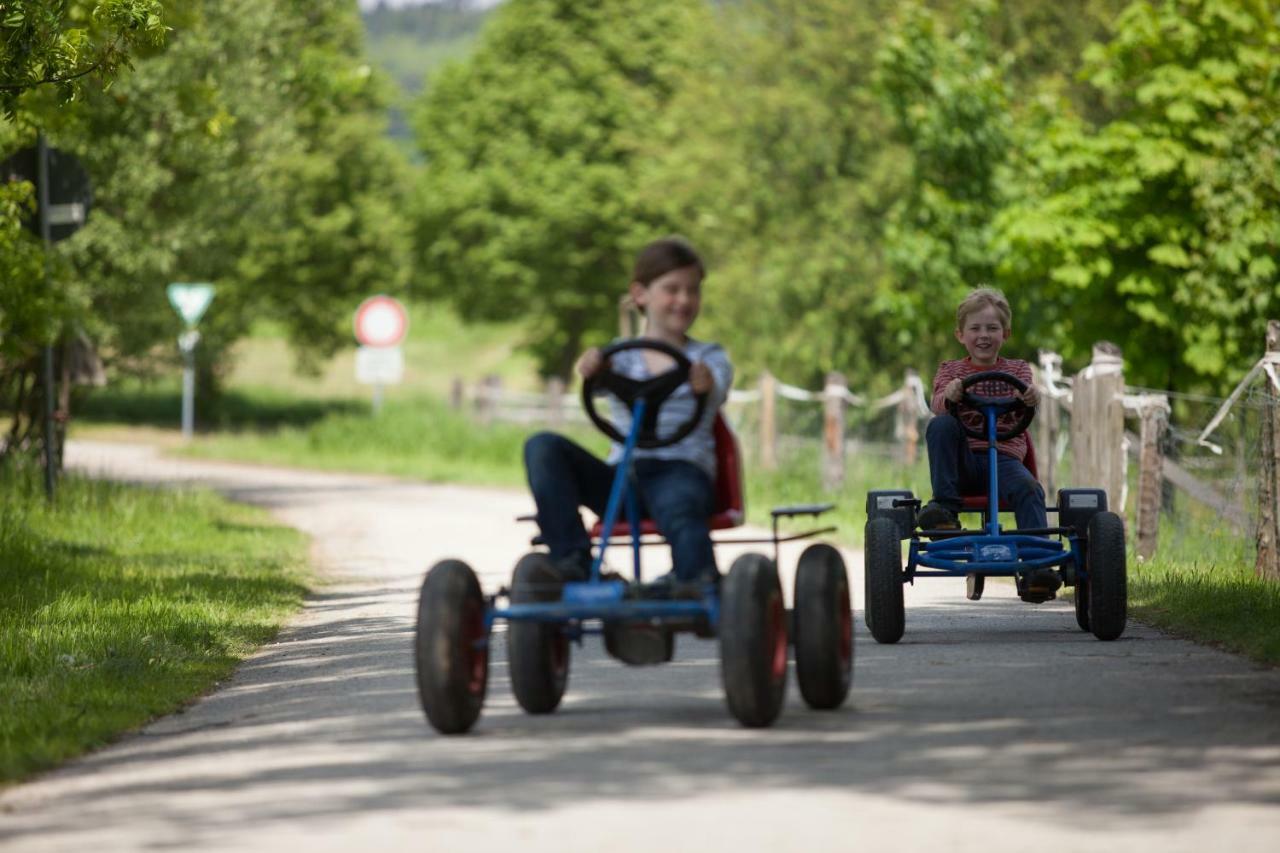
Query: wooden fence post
1035 351 1062 497
1135 393 1169 559
1256 320 1280 581
546 376 565 428
449 377 464 411
475 375 501 426
897 369 919 466
1071 343 1127 511
822 371 847 492
759 370 777 471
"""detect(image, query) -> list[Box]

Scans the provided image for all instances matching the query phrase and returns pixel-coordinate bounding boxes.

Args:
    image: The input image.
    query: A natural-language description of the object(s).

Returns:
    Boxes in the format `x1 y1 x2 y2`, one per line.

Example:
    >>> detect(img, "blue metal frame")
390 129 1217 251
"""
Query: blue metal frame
907 403 1087 582
486 398 720 634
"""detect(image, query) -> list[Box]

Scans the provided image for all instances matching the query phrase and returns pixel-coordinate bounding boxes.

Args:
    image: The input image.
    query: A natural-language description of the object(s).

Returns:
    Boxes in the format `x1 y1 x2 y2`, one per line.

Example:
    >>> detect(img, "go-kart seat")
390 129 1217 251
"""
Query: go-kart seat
959 434 1039 513
590 413 745 538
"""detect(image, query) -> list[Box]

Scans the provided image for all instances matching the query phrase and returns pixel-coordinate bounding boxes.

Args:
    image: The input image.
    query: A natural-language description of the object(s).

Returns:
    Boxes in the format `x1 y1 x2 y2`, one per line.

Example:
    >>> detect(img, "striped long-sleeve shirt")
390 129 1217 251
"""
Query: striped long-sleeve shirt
605 337 734 480
930 356 1033 461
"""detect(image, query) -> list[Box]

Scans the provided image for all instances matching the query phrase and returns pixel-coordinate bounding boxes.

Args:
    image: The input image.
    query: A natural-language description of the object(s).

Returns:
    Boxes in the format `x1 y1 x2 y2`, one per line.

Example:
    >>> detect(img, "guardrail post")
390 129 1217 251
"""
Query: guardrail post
759 370 777 471
1136 393 1169 559
822 371 846 492
1257 321 1280 581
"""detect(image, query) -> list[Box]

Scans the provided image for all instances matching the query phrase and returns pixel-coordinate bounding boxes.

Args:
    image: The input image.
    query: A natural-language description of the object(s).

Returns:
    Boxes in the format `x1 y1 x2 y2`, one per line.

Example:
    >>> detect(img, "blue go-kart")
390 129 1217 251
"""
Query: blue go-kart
863 370 1127 644
414 339 853 734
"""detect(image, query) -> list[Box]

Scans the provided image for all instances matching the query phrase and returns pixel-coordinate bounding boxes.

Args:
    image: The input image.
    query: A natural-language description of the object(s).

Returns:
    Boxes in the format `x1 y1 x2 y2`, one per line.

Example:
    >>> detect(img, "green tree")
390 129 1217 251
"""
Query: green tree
994 0 1280 388
0 0 165 116
413 0 708 378
640 0 904 391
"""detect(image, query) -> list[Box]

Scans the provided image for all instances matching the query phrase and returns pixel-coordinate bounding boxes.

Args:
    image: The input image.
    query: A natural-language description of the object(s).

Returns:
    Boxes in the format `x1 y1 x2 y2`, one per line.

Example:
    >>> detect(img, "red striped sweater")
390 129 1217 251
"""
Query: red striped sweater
930 356 1033 461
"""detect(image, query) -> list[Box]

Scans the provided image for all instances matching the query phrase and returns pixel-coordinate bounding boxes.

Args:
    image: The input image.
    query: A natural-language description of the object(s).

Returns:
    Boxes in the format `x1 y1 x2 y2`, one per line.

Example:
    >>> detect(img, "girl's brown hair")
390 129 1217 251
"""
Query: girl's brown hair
632 236 704 286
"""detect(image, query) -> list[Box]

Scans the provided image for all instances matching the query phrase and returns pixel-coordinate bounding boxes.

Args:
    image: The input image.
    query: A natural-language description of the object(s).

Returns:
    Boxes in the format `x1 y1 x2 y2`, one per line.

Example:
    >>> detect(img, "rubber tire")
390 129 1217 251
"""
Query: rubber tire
508 552 570 714
1073 574 1091 632
794 543 853 710
864 517 906 644
415 559 489 735
1086 511 1127 641
720 552 788 728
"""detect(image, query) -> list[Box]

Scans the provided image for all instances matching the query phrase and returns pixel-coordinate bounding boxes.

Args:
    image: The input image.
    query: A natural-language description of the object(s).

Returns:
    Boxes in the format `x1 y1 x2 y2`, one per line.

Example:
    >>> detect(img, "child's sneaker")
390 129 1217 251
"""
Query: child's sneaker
917 501 960 531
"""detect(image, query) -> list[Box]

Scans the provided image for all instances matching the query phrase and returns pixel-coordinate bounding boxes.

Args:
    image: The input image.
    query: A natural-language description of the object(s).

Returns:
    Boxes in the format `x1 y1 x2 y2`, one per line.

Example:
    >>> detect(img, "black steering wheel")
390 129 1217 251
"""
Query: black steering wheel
945 370 1036 441
581 339 708 449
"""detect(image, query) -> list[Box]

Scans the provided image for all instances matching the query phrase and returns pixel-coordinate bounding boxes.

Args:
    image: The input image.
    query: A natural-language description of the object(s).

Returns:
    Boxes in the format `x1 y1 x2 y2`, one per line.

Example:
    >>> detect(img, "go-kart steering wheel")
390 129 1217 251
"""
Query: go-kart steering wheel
581 339 708 449
945 370 1036 441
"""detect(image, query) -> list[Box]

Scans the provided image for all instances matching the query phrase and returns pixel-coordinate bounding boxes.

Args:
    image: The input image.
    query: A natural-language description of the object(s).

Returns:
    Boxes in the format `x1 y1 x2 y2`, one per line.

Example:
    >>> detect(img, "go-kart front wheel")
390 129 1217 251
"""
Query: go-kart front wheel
864 517 905 644
508 552 570 714
793 543 852 710
1086 511 1127 641
720 552 788 727
415 559 489 735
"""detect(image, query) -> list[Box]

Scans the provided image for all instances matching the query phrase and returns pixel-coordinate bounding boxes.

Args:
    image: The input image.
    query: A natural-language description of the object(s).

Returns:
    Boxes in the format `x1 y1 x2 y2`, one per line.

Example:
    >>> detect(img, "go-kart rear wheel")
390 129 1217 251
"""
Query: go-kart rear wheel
508 552 570 714
720 552 787 727
414 559 489 735
1086 511 1127 641
864 517 905 644
794 543 852 710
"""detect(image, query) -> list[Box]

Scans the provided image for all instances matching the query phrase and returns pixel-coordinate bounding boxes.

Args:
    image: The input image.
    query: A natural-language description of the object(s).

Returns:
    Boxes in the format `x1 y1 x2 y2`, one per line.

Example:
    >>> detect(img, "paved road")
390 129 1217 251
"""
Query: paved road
2 440 1279 852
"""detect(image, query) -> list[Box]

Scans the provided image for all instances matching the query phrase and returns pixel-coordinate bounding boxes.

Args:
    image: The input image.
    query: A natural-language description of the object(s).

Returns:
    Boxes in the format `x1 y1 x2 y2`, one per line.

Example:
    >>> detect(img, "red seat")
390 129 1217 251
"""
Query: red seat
589 413 745 538
960 435 1039 513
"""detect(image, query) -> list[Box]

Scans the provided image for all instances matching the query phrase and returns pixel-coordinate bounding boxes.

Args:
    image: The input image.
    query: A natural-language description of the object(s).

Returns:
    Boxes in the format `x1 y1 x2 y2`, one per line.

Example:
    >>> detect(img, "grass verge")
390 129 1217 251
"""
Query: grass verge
0 465 309 785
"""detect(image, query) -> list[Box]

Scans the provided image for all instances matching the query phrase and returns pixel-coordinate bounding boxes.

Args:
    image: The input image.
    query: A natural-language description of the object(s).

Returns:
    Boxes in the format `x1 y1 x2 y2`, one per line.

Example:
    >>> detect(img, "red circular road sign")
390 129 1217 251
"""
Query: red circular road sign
353 295 408 348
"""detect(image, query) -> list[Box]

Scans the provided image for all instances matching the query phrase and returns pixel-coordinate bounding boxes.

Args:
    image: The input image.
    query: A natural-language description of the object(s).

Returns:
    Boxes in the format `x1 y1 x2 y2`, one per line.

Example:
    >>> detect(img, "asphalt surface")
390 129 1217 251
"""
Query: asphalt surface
2 439 1278 852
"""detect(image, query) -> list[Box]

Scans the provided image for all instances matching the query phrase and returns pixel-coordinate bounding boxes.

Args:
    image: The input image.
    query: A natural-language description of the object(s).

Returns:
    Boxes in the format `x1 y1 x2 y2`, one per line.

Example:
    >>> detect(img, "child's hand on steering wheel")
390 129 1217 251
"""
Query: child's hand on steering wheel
944 378 964 403
576 347 604 379
1021 384 1040 408
689 361 713 394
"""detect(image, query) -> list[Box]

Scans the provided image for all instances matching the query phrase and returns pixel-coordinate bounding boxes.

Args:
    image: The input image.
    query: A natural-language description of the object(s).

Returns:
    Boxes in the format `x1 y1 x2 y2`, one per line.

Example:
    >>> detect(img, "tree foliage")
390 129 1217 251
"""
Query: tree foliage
994 0 1280 387
0 0 165 116
412 0 709 377
1 0 413 459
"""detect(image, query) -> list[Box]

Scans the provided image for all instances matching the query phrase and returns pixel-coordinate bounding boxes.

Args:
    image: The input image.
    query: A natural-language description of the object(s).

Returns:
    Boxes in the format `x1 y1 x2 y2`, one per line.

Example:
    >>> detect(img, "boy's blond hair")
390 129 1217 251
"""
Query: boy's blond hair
956 286 1011 330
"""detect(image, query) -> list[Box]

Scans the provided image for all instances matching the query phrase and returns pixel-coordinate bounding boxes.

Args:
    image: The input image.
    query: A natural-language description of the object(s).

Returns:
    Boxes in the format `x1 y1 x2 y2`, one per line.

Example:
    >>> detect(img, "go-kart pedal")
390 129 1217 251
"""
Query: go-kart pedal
1017 568 1062 603
917 501 960 531
604 619 675 665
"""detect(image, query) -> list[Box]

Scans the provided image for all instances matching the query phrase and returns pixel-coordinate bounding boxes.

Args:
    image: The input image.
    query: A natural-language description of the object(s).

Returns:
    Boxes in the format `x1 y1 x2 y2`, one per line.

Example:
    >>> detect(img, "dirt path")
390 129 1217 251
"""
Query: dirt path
2 439 1278 852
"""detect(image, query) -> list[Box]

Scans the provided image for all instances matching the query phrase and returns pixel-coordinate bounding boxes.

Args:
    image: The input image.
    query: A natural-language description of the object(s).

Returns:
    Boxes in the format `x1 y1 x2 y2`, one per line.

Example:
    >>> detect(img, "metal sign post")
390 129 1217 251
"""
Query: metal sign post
167 283 215 439
4 133 95 500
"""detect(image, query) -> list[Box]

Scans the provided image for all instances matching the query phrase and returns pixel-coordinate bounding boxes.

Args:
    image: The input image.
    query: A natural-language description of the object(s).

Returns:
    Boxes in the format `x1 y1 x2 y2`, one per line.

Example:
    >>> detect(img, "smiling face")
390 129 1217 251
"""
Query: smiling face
955 304 1010 366
631 264 703 342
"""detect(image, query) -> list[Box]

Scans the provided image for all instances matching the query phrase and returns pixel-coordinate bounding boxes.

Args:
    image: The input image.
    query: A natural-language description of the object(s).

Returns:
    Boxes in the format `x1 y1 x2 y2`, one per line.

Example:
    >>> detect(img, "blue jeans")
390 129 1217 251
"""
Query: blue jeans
925 415 1047 530
523 432 717 580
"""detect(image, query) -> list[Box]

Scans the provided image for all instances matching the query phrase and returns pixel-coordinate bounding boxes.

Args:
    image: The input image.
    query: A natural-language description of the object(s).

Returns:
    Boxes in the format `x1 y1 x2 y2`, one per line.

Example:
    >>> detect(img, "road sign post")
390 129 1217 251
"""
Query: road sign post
167 283 215 440
3 134 95 500
353 296 408 414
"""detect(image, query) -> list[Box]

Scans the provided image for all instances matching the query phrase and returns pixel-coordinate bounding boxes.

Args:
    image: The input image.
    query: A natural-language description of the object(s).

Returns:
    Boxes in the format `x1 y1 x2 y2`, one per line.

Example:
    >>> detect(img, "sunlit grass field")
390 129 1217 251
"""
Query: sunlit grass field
0 466 308 784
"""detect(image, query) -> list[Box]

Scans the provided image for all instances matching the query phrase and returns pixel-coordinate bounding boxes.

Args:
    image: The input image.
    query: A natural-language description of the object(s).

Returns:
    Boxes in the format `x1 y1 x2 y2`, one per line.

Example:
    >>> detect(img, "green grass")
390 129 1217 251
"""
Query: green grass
0 465 309 784
176 393 608 487
1125 512 1280 664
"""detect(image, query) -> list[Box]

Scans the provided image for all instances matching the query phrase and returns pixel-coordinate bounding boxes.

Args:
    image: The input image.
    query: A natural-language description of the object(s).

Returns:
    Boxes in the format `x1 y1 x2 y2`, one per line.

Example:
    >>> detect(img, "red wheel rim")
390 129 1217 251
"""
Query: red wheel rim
463 598 488 696
768 593 787 682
